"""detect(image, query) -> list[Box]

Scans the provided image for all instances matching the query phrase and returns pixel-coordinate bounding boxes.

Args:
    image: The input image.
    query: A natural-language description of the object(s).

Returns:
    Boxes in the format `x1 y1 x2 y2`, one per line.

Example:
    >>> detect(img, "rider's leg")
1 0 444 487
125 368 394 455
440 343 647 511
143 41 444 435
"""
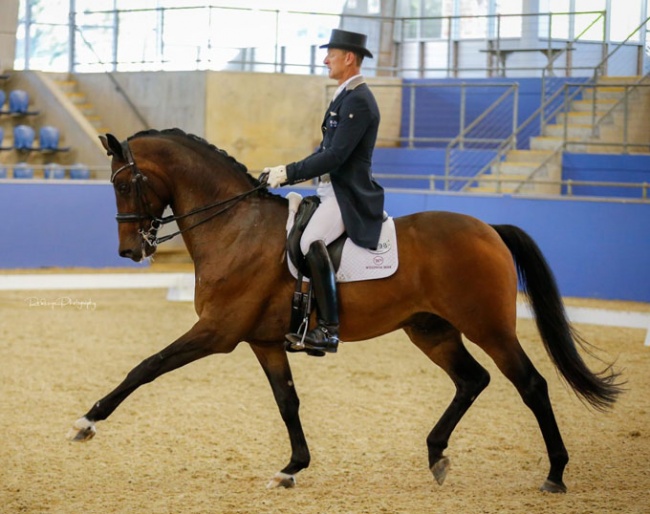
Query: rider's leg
287 183 343 354
297 240 340 352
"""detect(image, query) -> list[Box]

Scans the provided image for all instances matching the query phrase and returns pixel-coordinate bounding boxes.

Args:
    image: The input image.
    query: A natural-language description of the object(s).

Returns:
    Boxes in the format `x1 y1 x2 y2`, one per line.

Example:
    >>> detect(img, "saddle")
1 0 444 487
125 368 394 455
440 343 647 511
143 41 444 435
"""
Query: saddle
285 194 398 337
286 195 345 278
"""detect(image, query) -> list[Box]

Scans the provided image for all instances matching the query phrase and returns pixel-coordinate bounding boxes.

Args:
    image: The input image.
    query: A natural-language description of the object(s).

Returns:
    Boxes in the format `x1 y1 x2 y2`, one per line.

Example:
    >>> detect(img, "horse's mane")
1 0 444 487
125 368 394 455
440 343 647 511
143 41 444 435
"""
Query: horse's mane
129 128 262 188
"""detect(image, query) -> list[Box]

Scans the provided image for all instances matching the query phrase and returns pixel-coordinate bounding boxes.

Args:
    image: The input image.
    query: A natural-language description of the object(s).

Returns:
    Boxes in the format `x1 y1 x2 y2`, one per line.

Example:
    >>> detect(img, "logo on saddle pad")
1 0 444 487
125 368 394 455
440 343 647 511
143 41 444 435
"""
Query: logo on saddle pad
285 193 399 283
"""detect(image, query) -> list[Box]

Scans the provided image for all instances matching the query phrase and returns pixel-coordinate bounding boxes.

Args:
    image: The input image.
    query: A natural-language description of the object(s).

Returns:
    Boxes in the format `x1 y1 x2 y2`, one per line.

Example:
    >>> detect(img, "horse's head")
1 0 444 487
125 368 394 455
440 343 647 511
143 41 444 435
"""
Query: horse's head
100 133 169 262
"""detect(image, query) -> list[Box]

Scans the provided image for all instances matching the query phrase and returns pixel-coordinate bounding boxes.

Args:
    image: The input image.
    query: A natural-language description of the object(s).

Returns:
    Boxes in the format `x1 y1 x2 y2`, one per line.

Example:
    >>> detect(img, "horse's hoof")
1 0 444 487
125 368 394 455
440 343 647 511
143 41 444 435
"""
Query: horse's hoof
67 417 96 442
540 479 567 493
431 456 450 485
266 472 296 489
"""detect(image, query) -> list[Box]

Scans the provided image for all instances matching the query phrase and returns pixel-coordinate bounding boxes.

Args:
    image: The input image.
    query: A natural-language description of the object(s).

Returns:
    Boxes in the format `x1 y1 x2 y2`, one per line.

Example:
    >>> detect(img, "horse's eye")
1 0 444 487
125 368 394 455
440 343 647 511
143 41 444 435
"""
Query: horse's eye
115 181 130 195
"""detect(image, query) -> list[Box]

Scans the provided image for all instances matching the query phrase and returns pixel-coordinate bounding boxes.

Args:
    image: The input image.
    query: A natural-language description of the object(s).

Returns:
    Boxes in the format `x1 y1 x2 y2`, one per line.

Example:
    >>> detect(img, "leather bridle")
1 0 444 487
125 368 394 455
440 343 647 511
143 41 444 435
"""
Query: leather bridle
110 139 267 248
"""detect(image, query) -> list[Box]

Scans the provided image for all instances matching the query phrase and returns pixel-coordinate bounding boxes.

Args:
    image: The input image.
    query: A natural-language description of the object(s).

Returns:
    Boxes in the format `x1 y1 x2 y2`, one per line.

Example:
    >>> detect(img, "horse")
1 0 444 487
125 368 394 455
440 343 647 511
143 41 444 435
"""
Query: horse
68 128 622 493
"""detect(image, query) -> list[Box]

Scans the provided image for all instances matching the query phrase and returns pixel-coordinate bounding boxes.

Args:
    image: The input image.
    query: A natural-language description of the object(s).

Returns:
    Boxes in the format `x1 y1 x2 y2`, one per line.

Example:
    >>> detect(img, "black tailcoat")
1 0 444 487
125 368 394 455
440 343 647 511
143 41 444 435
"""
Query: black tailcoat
286 77 384 249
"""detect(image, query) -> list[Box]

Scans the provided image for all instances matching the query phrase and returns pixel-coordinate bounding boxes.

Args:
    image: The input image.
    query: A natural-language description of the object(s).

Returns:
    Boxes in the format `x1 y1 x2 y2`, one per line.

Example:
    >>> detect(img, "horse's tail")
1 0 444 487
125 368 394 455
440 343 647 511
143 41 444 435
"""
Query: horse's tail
491 224 624 411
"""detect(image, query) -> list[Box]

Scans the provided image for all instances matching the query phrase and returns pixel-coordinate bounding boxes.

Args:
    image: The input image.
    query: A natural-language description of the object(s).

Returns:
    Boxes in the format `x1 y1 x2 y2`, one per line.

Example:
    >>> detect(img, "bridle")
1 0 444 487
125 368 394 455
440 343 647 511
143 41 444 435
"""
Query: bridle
110 139 267 248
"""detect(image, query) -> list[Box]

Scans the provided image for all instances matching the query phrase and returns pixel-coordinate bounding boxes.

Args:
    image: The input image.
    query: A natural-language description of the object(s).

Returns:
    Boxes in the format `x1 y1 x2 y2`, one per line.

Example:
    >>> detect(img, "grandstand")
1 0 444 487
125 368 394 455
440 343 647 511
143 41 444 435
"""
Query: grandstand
0 0 649 302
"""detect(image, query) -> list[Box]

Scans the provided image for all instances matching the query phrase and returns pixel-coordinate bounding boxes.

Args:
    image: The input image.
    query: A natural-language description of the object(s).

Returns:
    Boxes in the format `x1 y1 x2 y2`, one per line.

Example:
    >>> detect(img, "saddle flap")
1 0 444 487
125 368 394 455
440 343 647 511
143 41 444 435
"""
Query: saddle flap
287 196 346 276
286 195 319 276
285 194 398 283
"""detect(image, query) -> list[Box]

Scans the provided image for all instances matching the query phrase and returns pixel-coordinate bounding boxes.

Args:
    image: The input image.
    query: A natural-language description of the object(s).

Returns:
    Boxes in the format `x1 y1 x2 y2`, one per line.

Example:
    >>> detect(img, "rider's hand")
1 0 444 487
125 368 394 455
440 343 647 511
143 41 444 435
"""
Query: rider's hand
262 165 287 188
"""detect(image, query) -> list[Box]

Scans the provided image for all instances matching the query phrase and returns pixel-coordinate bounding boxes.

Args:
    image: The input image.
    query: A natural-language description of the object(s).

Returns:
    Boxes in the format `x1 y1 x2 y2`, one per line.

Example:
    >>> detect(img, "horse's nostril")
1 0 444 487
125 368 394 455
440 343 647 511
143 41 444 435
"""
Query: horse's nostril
119 249 133 259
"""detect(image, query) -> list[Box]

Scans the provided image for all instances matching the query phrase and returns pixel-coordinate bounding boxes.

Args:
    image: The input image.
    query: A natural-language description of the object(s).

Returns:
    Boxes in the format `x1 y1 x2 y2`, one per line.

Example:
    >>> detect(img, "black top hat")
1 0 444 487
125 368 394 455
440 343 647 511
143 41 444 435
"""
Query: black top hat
319 29 373 59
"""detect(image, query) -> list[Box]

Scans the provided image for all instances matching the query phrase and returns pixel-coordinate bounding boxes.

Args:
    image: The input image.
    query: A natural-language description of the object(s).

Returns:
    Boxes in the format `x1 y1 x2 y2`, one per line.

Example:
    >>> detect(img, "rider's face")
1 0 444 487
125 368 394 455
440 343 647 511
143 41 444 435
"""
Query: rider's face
324 49 351 84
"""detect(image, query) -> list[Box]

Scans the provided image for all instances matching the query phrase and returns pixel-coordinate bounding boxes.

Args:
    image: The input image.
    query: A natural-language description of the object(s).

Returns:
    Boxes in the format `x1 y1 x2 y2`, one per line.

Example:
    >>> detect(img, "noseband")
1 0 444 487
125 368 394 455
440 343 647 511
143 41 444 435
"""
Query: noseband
110 139 266 247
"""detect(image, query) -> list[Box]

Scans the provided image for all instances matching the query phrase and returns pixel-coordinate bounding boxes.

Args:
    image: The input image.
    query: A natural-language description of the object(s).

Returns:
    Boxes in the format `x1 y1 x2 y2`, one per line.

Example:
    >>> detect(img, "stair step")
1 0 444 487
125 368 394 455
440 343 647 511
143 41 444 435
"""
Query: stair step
572 98 618 111
597 75 642 83
582 88 628 99
54 80 78 93
530 136 565 151
470 172 530 192
78 103 97 116
556 111 608 124
66 92 87 104
53 78 108 136
493 162 540 175
545 123 594 138
505 149 554 163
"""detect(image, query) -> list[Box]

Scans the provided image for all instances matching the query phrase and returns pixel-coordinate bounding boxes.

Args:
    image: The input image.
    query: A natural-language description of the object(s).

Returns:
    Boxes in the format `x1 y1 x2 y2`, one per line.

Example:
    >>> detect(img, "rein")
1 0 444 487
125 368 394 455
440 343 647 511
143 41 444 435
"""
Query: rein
111 140 267 247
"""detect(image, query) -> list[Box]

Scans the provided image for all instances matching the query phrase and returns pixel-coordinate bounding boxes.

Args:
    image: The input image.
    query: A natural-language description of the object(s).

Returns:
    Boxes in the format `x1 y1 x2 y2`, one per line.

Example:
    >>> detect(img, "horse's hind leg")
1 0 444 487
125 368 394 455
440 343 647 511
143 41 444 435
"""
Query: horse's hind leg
479 337 569 493
404 316 490 486
250 343 310 489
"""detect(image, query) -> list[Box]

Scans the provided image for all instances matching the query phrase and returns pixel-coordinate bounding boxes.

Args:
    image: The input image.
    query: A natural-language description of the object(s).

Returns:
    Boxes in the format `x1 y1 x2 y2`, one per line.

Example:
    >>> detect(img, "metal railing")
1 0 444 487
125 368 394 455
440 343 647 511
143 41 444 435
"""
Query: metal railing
466 16 650 194
344 82 526 149
444 83 518 190
370 172 650 201
513 76 650 193
14 5 626 78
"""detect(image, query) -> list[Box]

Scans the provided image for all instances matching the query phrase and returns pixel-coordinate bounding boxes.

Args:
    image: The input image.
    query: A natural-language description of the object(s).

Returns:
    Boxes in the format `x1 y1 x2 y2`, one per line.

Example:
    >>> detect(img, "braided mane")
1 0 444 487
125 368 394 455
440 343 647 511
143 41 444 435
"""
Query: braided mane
129 128 255 183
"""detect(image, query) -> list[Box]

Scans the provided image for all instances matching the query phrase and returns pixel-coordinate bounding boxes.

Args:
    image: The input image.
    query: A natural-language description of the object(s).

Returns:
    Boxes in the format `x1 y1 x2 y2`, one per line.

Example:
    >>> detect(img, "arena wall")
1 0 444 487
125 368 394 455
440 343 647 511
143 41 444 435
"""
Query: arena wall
1 181 648 302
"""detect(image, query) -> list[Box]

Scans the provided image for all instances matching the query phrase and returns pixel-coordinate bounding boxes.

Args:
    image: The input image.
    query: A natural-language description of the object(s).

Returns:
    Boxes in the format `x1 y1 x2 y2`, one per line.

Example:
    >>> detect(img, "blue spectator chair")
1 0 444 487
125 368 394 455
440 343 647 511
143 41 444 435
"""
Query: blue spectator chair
9 90 30 114
39 125 70 152
13 163 34 179
44 163 65 179
0 166 7 179
0 90 5 110
39 125 60 150
13 124 35 151
69 163 91 180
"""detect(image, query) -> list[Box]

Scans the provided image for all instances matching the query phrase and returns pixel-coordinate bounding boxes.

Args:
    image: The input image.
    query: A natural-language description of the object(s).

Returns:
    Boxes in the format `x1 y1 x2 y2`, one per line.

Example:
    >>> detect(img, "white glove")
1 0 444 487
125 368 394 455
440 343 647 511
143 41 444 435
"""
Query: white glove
262 165 287 188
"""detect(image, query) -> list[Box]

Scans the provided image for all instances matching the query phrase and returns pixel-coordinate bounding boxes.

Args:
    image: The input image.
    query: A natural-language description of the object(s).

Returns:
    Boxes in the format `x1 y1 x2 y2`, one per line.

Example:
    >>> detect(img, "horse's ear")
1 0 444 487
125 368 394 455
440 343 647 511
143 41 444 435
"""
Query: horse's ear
99 133 124 159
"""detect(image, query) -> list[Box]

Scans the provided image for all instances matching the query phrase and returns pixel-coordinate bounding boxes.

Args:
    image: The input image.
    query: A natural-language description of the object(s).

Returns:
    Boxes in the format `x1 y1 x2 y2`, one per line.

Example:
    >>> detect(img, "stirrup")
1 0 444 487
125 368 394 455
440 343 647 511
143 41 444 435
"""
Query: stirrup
284 338 326 357
287 325 339 354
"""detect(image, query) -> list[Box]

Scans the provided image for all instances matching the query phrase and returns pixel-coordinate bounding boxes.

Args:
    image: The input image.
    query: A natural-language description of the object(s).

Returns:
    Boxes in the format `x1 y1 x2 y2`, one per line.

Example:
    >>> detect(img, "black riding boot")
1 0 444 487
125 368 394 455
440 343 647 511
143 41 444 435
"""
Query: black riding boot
286 240 340 354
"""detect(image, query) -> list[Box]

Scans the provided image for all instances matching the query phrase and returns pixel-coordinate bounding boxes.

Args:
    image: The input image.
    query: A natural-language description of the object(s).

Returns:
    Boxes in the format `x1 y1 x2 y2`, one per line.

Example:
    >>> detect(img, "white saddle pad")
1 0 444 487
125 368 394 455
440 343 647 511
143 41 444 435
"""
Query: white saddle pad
285 192 399 283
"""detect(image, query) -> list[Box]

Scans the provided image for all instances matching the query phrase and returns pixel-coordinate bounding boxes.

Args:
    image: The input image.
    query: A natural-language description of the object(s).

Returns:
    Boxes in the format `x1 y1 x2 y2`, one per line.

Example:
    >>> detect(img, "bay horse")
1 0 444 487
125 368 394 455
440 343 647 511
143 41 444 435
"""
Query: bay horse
68 128 622 493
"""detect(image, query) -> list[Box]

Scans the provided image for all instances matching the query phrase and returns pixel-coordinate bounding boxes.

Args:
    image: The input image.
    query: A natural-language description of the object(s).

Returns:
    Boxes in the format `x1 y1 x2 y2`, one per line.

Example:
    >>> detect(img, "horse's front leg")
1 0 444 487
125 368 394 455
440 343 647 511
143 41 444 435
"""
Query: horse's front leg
68 319 229 441
250 343 310 489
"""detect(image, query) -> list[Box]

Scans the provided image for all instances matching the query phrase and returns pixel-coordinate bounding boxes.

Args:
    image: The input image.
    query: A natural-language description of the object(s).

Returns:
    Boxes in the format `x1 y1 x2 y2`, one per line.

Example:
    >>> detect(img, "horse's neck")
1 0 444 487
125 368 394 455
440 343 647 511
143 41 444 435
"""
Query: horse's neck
174 189 287 271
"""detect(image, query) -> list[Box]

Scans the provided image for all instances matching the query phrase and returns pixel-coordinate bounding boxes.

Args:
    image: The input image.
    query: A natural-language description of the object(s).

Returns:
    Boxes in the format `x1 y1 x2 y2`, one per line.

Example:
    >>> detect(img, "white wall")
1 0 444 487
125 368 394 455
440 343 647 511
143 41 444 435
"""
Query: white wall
0 0 19 71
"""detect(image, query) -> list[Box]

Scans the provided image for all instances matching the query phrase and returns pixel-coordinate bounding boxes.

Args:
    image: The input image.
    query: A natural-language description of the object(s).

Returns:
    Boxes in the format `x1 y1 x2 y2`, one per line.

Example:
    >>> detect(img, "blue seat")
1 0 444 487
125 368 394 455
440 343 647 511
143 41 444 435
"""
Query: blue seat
69 163 90 179
13 124 35 150
39 125 60 151
13 163 34 179
44 163 65 179
0 166 7 179
0 90 5 110
9 90 30 114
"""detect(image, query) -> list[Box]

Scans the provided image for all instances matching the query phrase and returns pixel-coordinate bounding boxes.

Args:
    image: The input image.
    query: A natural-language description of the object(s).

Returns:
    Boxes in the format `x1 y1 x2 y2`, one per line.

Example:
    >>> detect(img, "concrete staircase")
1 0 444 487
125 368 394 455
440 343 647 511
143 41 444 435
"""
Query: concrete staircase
468 76 649 194
470 149 561 194
52 77 109 135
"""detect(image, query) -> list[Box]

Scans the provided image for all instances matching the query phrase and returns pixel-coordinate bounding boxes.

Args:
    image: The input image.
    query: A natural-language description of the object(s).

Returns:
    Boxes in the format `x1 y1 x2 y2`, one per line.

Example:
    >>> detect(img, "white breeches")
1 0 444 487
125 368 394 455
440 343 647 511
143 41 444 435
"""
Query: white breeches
300 182 345 255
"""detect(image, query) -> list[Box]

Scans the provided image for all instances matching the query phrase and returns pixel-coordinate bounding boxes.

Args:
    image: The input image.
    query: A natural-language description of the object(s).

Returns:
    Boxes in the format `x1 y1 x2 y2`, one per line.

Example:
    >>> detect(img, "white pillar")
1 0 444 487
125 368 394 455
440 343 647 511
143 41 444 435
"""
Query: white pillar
521 0 541 45
0 0 20 70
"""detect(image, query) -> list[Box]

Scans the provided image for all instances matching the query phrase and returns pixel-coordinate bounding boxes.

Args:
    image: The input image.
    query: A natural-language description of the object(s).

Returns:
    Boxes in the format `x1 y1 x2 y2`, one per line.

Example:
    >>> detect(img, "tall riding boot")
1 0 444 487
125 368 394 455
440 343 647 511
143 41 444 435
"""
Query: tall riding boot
286 240 340 354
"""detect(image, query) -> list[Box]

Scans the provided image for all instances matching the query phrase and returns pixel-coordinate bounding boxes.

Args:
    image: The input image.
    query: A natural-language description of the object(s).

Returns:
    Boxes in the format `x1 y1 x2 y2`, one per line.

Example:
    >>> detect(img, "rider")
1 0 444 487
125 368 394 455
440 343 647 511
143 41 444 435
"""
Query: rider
263 29 385 355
